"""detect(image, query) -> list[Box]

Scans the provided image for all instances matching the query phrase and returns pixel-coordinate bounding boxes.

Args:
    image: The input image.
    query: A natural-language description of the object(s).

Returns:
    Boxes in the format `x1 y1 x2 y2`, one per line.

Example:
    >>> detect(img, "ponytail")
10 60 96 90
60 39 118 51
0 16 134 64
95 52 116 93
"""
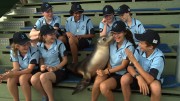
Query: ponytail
125 29 136 48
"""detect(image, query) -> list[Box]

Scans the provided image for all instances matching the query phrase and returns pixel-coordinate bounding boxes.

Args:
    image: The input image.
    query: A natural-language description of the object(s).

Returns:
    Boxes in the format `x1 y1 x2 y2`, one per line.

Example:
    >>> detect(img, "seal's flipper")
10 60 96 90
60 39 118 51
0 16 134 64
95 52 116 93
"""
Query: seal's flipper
72 78 90 95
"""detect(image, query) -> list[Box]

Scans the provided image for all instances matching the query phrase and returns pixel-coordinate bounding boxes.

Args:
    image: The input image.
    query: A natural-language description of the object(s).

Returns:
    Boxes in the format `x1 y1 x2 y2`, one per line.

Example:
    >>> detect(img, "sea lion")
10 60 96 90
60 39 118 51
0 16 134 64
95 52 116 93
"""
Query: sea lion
67 33 114 95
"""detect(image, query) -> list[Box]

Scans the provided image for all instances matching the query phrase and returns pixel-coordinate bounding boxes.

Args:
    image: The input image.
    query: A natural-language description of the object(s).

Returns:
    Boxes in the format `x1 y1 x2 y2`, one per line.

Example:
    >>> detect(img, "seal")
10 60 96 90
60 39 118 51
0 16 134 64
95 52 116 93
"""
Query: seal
67 33 114 95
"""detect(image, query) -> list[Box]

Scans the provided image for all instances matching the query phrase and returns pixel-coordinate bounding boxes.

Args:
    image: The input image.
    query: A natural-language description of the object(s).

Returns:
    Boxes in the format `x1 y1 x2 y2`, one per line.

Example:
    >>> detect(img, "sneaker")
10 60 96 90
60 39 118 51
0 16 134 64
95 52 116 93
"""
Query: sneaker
42 96 48 101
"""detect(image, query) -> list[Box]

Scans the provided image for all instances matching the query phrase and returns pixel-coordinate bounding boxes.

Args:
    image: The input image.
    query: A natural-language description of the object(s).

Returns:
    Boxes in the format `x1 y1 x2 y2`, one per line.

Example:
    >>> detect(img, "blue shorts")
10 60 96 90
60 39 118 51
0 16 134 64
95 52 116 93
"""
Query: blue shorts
54 69 68 85
31 68 40 75
65 36 90 50
42 69 68 85
109 73 123 89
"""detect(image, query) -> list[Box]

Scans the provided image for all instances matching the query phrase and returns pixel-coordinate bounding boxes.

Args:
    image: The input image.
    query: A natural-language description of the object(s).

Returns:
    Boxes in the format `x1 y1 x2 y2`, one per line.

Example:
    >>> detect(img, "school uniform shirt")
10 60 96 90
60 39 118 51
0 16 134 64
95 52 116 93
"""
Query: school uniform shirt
99 16 119 34
110 39 135 75
134 47 165 80
65 15 95 43
34 15 61 30
37 39 66 68
125 18 145 43
10 46 39 70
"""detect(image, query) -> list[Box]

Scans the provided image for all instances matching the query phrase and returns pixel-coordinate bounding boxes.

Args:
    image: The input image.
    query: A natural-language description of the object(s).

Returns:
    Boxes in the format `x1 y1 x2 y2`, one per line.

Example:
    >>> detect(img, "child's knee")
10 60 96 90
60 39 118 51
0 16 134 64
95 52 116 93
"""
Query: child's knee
100 83 108 94
19 75 30 85
121 74 132 85
150 80 161 95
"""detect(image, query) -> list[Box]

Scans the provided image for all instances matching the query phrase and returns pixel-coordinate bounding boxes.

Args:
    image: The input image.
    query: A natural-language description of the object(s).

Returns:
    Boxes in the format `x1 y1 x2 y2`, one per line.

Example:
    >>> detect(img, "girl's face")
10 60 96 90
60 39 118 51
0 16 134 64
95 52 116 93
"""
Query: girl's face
42 9 53 20
112 31 126 43
16 42 30 54
104 14 114 23
119 13 129 22
138 41 152 52
73 11 82 21
43 33 56 43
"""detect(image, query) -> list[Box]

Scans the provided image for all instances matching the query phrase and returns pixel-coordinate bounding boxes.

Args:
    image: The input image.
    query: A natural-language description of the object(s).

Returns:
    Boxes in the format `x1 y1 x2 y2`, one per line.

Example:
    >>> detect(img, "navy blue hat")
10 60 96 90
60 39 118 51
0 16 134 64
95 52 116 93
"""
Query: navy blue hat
41 2 52 12
13 32 30 45
70 3 84 14
117 4 130 15
111 21 127 32
103 5 114 15
135 30 160 45
40 25 55 36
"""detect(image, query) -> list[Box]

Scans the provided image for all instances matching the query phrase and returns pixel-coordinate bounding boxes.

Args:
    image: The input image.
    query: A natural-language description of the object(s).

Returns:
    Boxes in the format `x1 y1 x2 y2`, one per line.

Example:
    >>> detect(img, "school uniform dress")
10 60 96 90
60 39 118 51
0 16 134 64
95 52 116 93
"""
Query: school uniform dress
99 16 119 34
134 47 165 81
37 39 67 84
125 18 145 43
65 14 95 49
109 39 135 88
10 46 39 74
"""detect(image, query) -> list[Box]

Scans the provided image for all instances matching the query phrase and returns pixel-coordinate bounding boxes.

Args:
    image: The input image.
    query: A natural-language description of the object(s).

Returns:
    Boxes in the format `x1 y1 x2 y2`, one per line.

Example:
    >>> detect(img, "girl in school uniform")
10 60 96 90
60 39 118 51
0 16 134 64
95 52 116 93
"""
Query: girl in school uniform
99 5 119 37
117 4 145 44
30 25 68 101
0 32 39 101
29 2 65 46
91 21 136 101
121 30 164 101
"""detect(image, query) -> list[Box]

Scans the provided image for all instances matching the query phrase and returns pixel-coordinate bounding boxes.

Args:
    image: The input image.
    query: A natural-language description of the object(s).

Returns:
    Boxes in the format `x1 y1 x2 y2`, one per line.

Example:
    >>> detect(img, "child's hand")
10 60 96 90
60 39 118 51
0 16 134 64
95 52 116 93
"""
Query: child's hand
4 71 15 78
47 67 57 72
66 32 74 38
0 73 9 83
101 18 107 25
96 69 105 76
41 65 47 72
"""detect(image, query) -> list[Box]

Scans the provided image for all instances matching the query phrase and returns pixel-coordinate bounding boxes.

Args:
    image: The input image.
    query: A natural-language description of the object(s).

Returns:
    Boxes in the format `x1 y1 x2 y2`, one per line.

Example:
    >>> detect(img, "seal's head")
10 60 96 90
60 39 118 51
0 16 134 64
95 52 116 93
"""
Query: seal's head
98 33 113 46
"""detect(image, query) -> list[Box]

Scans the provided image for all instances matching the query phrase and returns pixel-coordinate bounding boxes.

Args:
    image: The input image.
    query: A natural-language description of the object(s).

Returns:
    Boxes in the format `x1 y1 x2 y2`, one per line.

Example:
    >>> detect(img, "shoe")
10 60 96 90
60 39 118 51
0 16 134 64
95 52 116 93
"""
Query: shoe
42 96 48 101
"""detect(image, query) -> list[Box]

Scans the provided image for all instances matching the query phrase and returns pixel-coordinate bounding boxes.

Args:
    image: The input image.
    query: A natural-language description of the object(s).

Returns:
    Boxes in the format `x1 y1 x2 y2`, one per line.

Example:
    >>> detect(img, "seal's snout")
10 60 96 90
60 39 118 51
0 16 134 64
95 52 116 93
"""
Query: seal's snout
109 32 113 36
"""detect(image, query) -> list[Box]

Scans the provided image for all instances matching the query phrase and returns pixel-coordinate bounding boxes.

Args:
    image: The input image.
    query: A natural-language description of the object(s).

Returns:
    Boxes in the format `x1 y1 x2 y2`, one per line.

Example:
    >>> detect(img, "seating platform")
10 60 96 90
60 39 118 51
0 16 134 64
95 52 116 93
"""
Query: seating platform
131 8 161 11
171 24 180 28
34 8 161 15
162 75 180 88
20 26 33 30
165 8 180 11
157 43 172 53
0 67 180 89
143 24 166 29
61 73 180 89
13 8 37 14
0 21 27 28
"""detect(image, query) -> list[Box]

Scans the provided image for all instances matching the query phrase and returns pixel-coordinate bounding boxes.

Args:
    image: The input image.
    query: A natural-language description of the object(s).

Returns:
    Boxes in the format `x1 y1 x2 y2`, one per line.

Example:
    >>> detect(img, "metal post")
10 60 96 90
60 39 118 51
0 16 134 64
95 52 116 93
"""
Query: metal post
176 24 180 82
